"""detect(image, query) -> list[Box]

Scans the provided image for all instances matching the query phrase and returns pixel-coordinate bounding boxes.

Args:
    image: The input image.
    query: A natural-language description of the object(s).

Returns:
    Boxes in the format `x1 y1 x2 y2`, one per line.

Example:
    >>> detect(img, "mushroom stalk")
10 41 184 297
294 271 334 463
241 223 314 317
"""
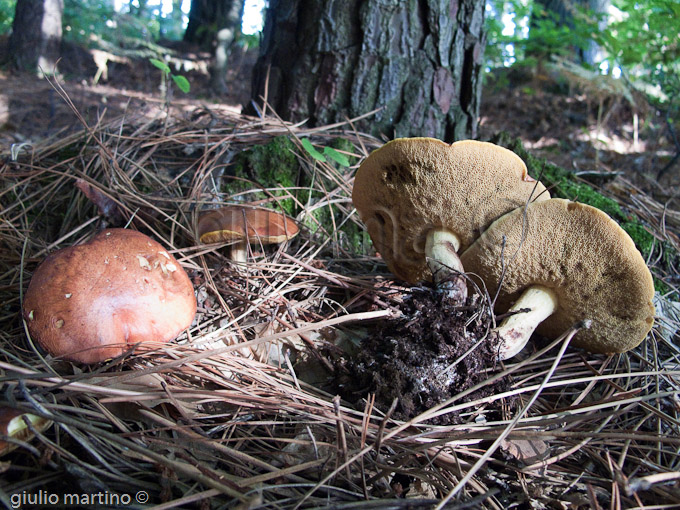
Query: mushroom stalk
425 229 467 302
495 285 558 360
230 241 248 263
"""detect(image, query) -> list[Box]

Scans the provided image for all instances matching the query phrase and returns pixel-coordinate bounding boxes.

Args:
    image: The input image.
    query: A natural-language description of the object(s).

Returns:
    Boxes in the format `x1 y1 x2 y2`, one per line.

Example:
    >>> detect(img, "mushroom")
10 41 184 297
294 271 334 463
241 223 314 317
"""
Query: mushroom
460 199 656 359
197 206 299 263
22 229 197 363
0 407 51 456
352 138 549 297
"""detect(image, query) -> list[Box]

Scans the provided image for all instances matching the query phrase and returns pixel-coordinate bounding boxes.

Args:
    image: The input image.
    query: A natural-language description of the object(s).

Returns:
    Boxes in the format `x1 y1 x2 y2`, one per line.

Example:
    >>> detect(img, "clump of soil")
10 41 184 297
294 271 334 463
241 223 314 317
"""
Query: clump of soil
336 285 513 424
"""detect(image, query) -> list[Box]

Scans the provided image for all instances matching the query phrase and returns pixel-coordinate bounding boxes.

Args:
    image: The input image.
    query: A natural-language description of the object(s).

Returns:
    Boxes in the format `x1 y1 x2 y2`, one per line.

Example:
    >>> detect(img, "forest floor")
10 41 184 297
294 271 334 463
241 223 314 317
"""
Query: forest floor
2 41 679 508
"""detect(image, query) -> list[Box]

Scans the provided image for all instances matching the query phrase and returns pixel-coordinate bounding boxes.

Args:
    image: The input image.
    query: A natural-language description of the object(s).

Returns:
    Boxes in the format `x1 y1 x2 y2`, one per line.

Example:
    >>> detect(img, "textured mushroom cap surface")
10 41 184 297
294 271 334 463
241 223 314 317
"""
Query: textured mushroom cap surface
23 229 197 363
460 199 656 354
197 206 299 245
352 138 549 283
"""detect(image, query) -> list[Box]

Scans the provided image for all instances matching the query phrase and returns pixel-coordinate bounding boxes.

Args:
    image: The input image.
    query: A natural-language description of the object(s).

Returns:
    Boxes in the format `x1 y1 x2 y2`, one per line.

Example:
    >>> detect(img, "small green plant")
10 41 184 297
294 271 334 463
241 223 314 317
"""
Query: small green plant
149 57 191 95
300 138 351 167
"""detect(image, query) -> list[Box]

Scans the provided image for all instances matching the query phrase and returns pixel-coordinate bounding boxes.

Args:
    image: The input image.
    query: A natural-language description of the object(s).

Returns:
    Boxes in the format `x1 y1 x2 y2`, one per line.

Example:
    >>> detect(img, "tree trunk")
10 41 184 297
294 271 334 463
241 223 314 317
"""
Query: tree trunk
184 0 244 50
171 0 184 30
246 0 486 142
184 0 244 94
581 0 609 66
8 0 64 76
132 0 149 18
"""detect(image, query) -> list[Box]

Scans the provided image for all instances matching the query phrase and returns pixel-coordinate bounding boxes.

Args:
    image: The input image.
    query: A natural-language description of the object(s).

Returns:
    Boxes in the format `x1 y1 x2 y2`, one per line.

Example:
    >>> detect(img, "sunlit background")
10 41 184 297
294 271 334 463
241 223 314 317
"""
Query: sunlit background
111 0 265 35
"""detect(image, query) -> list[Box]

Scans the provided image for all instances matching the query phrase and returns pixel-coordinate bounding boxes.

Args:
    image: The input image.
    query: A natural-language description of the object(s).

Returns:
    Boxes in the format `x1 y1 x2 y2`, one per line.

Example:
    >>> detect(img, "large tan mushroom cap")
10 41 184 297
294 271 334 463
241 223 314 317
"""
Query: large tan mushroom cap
352 138 549 283
460 199 656 354
23 229 197 363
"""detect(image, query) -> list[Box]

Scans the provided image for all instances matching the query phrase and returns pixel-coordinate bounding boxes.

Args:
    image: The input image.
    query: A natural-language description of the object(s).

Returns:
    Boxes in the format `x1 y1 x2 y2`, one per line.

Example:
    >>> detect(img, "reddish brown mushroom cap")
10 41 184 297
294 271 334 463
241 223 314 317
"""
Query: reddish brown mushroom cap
22 229 197 363
197 206 299 245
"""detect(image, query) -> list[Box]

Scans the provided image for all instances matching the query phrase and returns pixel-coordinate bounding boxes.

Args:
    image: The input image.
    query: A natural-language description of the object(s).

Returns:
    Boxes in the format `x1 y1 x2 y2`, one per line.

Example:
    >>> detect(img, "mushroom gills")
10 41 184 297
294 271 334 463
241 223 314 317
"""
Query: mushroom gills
495 285 558 360
425 228 467 302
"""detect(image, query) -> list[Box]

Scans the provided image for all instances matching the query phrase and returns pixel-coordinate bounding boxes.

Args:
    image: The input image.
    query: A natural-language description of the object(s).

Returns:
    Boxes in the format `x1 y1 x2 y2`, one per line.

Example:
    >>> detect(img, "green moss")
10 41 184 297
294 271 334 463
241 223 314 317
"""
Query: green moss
304 208 369 255
620 222 656 259
252 137 299 188
541 166 625 220
303 204 332 235
653 276 671 295
224 136 359 216
225 136 302 215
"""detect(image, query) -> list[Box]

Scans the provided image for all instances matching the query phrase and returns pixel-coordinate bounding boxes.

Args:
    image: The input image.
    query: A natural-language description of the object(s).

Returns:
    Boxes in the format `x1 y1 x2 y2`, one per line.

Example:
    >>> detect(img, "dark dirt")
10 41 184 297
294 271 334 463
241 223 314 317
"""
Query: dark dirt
334 285 514 424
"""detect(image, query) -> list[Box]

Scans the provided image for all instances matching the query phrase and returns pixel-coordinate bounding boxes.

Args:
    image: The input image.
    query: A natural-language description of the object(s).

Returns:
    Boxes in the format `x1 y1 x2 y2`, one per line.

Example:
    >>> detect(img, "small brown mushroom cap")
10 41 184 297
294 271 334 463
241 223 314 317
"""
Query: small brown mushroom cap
197 206 299 245
352 138 549 283
23 229 197 363
460 199 656 354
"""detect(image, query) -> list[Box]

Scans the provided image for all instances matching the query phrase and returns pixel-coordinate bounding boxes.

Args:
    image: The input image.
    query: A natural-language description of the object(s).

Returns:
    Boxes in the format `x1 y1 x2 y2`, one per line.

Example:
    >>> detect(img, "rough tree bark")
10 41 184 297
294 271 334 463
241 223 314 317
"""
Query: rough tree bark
8 0 64 76
184 0 245 93
247 0 486 142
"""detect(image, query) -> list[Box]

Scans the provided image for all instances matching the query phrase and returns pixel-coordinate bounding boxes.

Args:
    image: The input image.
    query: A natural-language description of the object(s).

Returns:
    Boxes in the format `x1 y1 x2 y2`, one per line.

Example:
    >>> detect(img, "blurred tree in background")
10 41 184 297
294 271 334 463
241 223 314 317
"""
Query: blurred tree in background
184 0 244 50
8 0 63 75
527 0 609 67
183 0 244 93
485 0 679 107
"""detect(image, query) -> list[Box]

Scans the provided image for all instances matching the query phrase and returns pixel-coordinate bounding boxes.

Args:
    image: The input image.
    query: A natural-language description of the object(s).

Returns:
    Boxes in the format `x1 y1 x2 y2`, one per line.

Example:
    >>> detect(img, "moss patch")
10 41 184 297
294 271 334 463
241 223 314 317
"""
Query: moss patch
225 136 301 215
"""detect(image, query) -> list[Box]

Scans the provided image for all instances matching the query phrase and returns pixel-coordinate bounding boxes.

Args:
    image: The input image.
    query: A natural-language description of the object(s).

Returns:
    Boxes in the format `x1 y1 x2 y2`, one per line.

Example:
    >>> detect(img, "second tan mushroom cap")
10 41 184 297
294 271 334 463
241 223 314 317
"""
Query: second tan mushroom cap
352 138 549 283
460 199 656 355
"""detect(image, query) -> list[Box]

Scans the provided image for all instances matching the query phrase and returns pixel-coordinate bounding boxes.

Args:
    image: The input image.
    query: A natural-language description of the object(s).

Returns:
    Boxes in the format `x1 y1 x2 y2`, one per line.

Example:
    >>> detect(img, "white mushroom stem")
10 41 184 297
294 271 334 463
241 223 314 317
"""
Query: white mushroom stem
495 285 558 360
425 229 467 301
229 240 248 263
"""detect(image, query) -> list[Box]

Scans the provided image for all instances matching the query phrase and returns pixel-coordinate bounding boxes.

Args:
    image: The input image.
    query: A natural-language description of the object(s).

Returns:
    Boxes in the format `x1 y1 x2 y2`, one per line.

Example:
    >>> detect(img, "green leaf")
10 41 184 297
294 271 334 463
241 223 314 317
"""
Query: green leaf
300 138 326 162
323 146 350 167
149 58 171 74
172 74 191 93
